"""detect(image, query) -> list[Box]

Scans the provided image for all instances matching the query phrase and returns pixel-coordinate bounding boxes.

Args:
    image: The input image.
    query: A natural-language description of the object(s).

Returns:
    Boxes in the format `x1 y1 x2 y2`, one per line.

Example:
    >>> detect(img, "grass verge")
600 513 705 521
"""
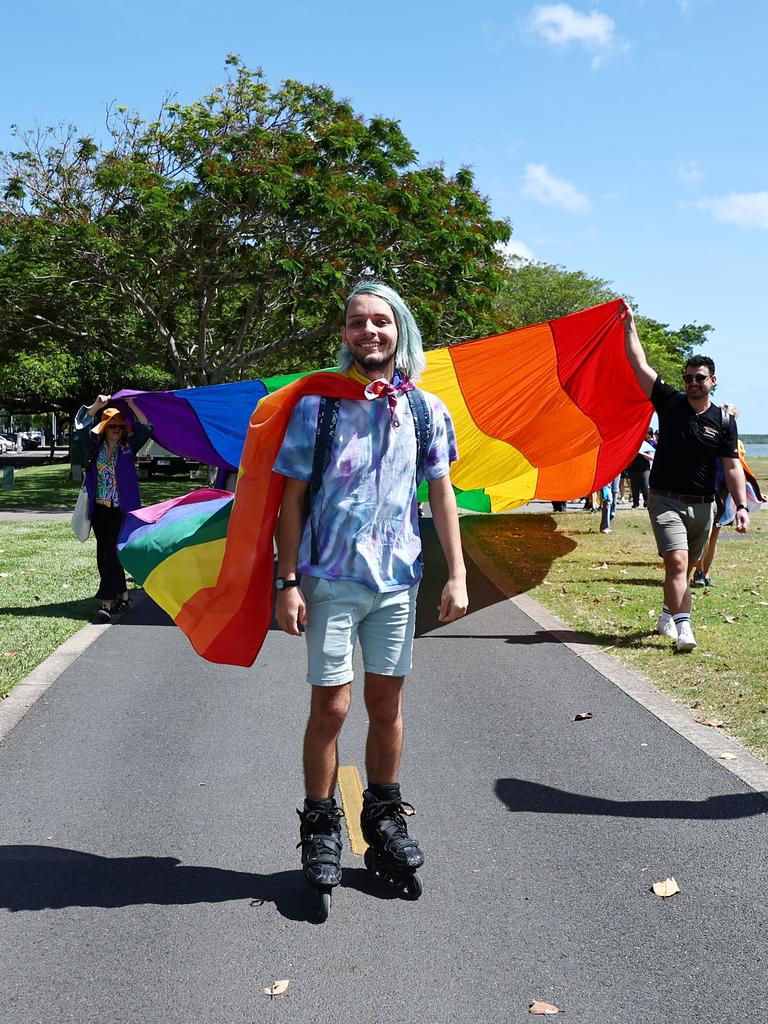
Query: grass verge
0 522 104 698
462 460 768 763
1 464 211 700
0 461 203 511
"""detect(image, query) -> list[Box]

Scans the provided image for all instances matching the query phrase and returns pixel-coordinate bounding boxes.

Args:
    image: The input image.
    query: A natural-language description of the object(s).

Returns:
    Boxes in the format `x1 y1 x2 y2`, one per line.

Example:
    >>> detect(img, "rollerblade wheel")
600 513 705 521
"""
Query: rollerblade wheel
318 888 331 922
404 872 423 900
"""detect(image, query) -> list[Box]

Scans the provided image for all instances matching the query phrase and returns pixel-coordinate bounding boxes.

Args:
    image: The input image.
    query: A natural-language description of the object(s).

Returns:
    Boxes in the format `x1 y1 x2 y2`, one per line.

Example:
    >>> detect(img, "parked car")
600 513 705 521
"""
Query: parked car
136 438 201 480
0 435 14 454
21 430 44 450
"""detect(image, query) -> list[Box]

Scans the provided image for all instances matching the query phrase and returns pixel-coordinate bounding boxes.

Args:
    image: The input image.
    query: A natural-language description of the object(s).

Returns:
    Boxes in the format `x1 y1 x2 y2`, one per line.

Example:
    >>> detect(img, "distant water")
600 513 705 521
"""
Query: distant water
745 443 768 458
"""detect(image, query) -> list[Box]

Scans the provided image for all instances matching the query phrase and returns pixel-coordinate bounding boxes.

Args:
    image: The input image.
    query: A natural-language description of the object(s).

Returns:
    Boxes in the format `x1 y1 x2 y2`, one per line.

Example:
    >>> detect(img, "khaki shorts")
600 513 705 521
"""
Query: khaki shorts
302 576 419 687
647 492 714 562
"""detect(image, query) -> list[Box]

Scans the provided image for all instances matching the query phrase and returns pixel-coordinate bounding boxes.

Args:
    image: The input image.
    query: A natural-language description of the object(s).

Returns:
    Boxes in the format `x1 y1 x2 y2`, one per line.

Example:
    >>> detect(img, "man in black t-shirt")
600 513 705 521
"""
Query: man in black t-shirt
623 305 749 653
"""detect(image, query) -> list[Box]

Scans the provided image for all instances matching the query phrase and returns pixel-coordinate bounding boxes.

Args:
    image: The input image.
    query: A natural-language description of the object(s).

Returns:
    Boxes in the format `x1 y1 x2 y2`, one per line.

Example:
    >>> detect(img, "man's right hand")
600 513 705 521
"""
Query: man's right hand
276 588 307 636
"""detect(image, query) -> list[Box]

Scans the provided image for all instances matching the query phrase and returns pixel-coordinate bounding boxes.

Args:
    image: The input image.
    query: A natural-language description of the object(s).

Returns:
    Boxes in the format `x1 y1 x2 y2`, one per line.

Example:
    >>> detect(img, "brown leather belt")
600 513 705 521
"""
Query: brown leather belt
649 488 714 504
95 498 115 507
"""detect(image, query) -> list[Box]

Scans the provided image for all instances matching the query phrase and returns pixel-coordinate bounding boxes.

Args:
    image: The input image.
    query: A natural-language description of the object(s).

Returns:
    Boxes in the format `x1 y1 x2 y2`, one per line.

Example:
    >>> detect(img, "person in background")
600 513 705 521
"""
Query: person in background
628 428 655 508
75 395 153 623
692 405 764 587
599 474 621 534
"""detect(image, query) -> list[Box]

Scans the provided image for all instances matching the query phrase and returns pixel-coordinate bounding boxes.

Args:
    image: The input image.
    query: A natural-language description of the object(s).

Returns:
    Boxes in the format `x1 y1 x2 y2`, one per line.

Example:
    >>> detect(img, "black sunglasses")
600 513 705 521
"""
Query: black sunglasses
683 373 710 384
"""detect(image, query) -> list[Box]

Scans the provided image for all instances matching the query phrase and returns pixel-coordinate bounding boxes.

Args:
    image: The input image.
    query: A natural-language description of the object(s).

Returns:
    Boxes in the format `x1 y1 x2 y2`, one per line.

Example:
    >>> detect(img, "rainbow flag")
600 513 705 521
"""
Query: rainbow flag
118 299 651 666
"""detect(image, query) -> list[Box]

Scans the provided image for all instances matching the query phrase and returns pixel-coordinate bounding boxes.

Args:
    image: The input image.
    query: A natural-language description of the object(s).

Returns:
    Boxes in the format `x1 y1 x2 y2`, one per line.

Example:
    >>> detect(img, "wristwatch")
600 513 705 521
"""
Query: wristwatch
736 504 749 512
275 577 300 591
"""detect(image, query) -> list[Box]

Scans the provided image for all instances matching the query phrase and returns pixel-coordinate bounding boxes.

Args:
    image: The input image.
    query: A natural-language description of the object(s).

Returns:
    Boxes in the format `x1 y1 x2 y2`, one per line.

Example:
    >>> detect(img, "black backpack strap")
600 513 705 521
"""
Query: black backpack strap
308 397 340 565
405 388 431 568
405 388 431 486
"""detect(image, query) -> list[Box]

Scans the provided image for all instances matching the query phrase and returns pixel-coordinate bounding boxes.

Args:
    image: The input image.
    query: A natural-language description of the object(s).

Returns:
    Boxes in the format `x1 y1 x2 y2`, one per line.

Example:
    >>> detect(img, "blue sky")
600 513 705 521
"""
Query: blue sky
2 0 766 428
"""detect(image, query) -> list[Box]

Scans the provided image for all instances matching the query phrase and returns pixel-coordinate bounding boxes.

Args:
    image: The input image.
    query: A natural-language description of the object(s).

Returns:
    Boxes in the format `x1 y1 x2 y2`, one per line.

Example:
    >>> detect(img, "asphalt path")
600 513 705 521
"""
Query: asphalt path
1 520 766 1023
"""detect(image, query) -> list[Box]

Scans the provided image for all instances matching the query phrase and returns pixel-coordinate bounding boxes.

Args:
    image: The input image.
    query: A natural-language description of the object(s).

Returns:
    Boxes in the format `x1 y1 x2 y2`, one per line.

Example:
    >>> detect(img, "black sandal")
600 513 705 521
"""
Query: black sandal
114 597 132 613
94 605 112 624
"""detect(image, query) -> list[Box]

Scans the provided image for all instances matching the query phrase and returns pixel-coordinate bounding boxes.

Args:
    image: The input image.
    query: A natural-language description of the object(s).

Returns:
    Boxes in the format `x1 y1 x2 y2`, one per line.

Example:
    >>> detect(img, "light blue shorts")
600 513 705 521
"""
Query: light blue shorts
301 576 419 687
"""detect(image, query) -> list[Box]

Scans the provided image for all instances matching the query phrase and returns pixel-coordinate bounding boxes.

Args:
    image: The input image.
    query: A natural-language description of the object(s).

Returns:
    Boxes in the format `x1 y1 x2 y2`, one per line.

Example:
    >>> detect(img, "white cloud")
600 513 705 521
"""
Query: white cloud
520 163 591 213
498 239 535 263
696 192 768 230
678 160 703 186
527 4 625 66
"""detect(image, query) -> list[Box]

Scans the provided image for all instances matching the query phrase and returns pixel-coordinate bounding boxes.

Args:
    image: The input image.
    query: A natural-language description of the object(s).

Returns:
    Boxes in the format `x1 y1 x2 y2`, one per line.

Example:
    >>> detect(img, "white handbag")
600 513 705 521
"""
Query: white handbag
71 485 92 542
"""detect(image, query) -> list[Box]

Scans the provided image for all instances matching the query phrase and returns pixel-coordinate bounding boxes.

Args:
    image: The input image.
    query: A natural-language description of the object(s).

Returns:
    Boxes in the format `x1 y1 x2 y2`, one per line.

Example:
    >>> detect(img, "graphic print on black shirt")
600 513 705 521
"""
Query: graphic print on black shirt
649 379 739 495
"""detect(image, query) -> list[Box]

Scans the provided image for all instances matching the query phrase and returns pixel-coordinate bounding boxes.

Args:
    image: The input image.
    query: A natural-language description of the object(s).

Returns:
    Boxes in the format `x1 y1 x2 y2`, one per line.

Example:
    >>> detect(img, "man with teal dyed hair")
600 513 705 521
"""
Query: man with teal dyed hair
273 281 468 919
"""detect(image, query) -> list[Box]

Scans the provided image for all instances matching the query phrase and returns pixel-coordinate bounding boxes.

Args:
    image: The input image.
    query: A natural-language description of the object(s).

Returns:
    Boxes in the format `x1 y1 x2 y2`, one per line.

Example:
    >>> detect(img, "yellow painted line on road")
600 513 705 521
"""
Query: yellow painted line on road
337 764 368 855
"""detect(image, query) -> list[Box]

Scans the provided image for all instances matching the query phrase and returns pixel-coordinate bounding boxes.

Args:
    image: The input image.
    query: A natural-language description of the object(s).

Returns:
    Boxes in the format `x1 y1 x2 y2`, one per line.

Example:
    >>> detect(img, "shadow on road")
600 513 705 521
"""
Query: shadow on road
1 599 92 620
0 845 310 921
494 778 768 820
0 845 406 920
419 627 652 649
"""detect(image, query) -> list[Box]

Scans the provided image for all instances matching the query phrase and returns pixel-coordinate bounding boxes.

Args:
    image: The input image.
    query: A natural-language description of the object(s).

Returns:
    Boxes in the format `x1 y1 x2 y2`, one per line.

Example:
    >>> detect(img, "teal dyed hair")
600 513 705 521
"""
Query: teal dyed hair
338 281 427 380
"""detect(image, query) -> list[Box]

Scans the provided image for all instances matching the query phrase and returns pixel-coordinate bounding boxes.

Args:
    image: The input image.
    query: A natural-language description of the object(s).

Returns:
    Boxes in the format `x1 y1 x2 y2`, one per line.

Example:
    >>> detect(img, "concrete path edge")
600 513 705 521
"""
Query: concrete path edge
461 533 768 801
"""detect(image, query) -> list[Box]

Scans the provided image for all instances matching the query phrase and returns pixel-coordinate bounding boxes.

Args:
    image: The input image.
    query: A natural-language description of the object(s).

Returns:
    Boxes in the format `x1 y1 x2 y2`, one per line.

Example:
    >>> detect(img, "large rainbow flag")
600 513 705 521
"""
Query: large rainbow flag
118 299 651 666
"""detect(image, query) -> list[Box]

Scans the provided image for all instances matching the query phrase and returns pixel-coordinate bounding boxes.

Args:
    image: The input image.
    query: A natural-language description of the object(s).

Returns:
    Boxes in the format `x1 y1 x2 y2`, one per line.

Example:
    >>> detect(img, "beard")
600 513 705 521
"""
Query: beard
357 350 394 371
351 343 397 374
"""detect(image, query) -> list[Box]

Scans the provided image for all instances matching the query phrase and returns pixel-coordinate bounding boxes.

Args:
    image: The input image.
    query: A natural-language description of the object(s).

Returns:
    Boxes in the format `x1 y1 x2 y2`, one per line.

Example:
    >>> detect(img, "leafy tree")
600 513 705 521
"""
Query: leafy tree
1 57 510 387
0 342 172 416
495 259 617 329
494 255 709 386
634 317 712 391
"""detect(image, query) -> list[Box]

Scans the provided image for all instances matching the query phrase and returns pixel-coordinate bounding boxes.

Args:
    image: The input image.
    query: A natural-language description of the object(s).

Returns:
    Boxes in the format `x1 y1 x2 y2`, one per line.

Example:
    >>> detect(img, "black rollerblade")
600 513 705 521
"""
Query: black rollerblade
360 789 424 899
297 799 344 921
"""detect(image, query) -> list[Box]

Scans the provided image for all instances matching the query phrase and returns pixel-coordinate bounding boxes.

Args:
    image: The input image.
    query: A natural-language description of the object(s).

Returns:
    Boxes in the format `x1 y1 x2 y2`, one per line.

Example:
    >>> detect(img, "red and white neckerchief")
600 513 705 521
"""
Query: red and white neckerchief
363 370 413 428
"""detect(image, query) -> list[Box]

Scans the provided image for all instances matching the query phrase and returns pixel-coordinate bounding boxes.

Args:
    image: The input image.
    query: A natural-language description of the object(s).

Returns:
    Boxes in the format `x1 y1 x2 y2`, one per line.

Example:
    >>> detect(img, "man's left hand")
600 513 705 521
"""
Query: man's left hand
735 508 750 533
438 578 469 623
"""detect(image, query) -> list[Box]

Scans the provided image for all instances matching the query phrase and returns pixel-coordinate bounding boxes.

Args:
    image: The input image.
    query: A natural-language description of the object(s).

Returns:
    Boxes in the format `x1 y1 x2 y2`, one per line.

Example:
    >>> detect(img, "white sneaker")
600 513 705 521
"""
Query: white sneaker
656 614 678 640
676 620 697 653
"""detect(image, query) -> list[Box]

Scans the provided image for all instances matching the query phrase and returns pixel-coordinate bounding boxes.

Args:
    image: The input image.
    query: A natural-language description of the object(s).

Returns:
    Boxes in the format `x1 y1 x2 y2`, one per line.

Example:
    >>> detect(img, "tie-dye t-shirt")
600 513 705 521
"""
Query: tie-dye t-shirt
273 389 457 592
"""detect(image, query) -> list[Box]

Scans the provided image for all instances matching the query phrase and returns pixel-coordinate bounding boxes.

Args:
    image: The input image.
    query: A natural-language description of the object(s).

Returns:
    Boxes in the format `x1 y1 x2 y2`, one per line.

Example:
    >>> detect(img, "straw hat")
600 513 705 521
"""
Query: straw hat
92 407 133 435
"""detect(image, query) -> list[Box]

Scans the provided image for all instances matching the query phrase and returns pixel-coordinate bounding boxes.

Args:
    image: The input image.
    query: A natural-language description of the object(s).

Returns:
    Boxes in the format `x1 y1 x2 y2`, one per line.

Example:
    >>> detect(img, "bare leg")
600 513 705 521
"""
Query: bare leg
663 549 691 616
364 673 405 784
303 683 351 800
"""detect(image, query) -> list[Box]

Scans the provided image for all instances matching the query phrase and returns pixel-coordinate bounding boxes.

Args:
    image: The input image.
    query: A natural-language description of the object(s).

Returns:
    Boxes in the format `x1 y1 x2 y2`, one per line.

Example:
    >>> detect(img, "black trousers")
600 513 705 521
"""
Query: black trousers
92 503 127 600
629 468 650 508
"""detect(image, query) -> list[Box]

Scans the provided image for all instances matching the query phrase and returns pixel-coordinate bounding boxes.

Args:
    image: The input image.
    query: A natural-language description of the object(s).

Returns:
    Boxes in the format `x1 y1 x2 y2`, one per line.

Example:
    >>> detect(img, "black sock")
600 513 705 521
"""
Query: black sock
305 797 337 812
366 782 401 802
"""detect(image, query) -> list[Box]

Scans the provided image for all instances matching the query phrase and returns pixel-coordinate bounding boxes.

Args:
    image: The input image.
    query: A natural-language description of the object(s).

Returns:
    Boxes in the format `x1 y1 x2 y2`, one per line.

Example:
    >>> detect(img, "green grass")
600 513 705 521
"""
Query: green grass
0 461 204 511
462 458 768 762
0 522 104 697
0 464 213 699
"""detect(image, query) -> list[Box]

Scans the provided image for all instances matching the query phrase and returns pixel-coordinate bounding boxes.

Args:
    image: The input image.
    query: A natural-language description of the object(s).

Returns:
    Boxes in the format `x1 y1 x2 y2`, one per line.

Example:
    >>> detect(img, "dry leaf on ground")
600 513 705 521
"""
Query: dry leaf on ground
718 752 738 761
262 980 290 999
723 615 737 624
529 1000 564 1015
2 651 18 658
572 711 594 721
694 716 724 728
651 876 680 898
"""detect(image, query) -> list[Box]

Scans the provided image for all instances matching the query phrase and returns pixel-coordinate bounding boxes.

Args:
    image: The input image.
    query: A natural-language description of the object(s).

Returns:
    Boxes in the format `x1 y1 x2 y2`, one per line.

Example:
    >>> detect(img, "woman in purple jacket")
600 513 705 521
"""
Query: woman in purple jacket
75 395 152 622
